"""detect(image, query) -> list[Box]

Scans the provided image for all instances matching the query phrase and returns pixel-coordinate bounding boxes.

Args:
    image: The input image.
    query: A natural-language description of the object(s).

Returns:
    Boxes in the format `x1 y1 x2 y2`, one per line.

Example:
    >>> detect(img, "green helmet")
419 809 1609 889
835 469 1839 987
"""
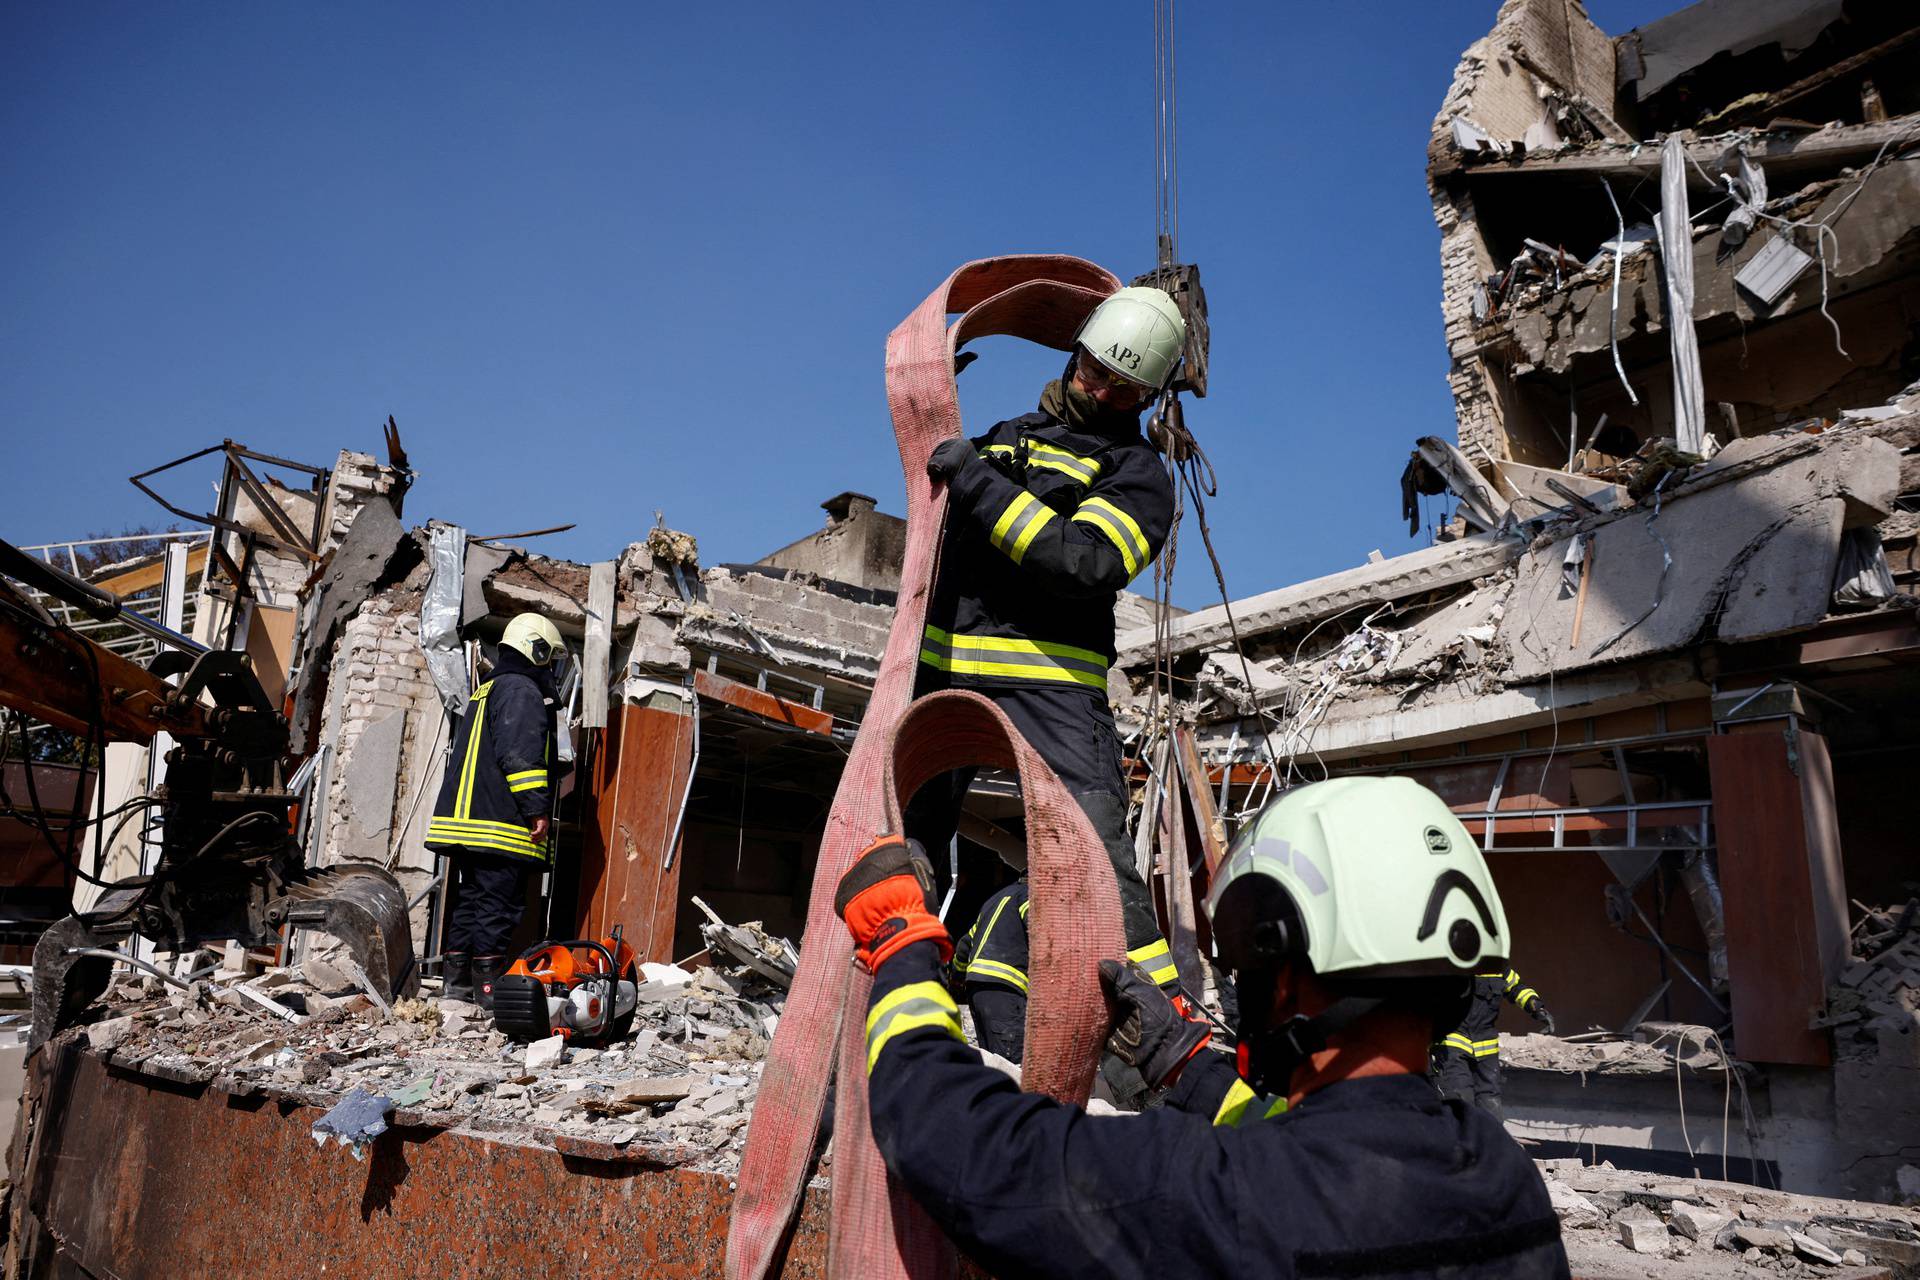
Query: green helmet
1075 286 1186 393
501 612 564 666
1207 776 1509 982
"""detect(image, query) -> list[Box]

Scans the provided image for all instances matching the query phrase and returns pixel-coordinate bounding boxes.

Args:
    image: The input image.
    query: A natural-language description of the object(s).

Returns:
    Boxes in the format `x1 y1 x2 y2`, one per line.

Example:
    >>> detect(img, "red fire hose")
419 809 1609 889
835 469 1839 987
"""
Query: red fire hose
726 257 1130 1279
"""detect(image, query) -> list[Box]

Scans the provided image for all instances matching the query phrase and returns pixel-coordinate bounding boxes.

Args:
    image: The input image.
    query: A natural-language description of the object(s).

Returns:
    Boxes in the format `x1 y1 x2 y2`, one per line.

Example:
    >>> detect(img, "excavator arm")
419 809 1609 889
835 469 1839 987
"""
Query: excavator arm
0 539 417 1048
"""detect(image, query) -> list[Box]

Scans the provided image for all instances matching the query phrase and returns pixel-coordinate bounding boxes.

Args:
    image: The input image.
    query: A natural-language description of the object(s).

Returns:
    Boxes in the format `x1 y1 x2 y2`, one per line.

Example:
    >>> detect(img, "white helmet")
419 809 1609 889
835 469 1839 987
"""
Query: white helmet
500 612 564 666
1207 775 1509 981
1075 286 1186 394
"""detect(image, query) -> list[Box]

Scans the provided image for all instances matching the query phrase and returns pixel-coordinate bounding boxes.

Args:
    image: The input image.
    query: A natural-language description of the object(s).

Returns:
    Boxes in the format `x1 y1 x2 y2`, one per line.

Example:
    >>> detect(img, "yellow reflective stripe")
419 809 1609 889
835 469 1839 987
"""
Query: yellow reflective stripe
1515 988 1539 1006
425 824 548 862
923 626 1106 666
990 492 1039 546
505 769 547 784
1471 1038 1501 1057
1214 1078 1257 1127
425 817 545 852
965 959 1029 994
918 626 1109 690
978 894 1014 953
1006 503 1055 563
1127 938 1179 988
1017 900 1029 918
1213 1078 1289 1128
865 981 962 1073
1441 1033 1475 1053
1070 506 1140 577
508 778 548 793
1075 496 1149 570
454 681 495 820
1027 442 1101 484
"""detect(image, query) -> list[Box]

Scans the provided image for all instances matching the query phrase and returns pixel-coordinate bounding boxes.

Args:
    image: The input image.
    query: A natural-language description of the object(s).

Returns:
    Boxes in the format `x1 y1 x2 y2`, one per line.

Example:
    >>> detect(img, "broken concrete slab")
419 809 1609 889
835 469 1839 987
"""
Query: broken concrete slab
1670 1200 1732 1241
1505 433 1902 680
340 708 405 857
1615 1214 1669 1254
525 1035 567 1072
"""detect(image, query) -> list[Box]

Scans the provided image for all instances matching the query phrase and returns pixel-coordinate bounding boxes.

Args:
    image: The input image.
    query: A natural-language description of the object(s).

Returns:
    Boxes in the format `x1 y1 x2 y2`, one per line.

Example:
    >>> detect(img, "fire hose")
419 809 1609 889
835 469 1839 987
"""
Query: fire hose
727 257 1132 1279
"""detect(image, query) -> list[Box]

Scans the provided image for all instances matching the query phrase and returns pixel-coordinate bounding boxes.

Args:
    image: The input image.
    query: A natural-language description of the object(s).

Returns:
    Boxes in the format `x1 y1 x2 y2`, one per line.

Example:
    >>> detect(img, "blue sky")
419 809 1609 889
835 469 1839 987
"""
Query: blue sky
2 2 1671 608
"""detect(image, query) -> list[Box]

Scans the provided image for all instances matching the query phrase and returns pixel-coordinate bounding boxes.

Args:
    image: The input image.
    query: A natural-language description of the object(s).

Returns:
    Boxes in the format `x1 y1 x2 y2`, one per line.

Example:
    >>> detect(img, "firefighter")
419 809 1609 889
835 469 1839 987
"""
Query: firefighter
1435 966 1555 1120
426 612 567 1010
950 876 1030 1062
913 285 1186 995
836 776 1569 1279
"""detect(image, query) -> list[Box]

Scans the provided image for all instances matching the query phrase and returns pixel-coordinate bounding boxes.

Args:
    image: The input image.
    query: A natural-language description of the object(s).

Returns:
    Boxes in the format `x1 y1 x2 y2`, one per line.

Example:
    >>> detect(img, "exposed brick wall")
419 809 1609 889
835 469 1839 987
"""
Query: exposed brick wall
1427 0 1619 466
314 590 446 941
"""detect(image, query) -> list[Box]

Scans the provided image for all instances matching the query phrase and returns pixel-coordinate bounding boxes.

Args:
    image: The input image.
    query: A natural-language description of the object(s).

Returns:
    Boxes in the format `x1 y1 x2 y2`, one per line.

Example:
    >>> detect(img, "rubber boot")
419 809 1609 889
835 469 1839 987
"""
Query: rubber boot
474 955 506 1013
442 952 474 1003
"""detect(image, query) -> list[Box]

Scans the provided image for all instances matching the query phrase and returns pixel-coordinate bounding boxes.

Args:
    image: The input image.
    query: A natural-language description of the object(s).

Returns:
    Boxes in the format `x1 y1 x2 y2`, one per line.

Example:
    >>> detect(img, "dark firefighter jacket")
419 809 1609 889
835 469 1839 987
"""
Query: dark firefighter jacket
1440 969 1543 1061
951 882 1030 995
865 942 1569 1280
924 386 1174 697
426 658 559 865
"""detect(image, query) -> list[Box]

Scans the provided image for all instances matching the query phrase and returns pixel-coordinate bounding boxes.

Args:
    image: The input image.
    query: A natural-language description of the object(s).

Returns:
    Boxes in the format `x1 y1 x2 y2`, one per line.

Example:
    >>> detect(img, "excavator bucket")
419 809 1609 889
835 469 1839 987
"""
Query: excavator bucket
28 865 418 1050
272 865 420 1004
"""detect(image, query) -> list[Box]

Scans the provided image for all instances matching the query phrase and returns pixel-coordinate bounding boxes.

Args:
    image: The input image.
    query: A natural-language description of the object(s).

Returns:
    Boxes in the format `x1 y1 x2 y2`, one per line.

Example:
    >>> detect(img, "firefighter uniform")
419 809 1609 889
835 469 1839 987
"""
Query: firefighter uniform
950 881 1030 1061
911 390 1181 989
865 941 1569 1280
1435 968 1550 1119
425 650 559 962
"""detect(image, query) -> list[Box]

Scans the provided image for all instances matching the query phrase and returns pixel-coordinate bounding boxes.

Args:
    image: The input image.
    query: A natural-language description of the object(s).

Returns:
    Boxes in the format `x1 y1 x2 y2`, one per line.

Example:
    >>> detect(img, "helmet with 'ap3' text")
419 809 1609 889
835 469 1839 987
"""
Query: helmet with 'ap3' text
1074 286 1186 394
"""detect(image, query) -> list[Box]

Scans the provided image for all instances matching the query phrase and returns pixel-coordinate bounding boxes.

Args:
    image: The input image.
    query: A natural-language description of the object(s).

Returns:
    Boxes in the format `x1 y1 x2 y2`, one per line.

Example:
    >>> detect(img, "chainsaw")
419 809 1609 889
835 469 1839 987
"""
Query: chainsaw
491 926 639 1043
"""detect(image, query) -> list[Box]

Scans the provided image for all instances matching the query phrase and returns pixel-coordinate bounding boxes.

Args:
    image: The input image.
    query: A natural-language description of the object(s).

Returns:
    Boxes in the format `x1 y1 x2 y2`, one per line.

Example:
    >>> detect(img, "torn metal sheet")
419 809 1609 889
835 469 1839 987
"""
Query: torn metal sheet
1735 234 1815 307
1414 436 1509 531
419 522 470 714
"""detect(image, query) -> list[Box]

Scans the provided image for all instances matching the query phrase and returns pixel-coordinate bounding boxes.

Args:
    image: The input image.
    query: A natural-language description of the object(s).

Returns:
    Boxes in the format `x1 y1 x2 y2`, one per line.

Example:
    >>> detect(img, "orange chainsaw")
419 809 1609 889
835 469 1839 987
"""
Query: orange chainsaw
491 926 640 1043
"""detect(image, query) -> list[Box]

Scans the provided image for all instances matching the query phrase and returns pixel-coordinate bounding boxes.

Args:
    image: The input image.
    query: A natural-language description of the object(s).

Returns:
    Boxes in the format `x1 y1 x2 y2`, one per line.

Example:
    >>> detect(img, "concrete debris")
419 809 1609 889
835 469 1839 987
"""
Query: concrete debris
75 946 793 1174
525 1034 567 1072
693 897 798 990
1540 1161 1920 1277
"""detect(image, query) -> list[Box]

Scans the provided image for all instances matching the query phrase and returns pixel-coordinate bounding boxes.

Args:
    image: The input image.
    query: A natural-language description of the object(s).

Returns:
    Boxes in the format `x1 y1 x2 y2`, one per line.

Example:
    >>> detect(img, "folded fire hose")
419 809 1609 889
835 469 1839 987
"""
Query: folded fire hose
726 257 1132 1280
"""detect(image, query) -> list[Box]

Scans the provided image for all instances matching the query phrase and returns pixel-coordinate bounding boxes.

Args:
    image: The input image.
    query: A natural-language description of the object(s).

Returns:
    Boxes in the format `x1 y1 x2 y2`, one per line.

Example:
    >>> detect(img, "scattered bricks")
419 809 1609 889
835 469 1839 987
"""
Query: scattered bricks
87 1016 135 1053
1670 1201 1731 1242
525 1035 567 1072
1616 1215 1669 1254
1734 1224 1795 1253
1791 1231 1844 1265
1546 1181 1603 1230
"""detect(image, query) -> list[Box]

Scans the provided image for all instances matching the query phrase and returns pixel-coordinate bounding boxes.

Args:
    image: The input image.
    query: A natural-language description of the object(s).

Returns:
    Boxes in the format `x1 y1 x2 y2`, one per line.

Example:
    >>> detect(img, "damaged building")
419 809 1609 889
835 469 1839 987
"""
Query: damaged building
4 1 1920 1275
1105 0 1920 1226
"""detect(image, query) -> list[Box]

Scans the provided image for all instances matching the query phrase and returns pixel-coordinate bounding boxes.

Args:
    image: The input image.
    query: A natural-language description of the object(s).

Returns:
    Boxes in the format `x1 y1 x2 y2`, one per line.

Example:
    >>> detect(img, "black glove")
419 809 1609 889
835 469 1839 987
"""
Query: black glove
1530 1000 1555 1035
927 437 975 482
1101 959 1211 1088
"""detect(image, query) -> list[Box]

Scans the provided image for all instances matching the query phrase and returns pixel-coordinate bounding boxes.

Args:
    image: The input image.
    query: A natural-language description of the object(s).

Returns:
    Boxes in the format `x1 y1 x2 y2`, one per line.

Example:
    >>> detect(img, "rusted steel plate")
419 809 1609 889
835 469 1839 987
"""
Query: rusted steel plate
9 1040 833 1278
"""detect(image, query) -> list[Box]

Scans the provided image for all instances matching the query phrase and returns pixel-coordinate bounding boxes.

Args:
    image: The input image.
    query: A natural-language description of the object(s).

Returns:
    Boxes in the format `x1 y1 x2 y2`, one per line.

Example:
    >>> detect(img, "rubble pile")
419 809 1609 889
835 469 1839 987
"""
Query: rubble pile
1542 1161 1920 1278
76 945 791 1173
1820 901 1920 1068
1499 1027 1729 1079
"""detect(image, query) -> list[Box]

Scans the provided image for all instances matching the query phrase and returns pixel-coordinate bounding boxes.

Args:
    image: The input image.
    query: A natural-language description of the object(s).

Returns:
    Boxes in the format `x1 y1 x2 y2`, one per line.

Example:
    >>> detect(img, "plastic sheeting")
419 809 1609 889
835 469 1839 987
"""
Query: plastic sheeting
420 522 470 714
1657 136 1708 456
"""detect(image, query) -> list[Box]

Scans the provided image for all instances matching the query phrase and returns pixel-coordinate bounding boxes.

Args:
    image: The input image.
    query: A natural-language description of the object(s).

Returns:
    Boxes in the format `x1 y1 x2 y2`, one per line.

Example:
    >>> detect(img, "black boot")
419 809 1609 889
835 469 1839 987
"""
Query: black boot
442 952 474 1003
474 955 506 1013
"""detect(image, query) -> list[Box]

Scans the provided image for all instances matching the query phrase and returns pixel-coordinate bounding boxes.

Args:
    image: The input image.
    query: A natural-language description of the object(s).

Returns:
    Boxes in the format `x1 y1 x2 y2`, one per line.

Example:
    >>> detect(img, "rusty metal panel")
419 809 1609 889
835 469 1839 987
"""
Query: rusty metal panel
693 669 833 737
1706 729 1838 1066
578 700 697 962
8 1040 834 1277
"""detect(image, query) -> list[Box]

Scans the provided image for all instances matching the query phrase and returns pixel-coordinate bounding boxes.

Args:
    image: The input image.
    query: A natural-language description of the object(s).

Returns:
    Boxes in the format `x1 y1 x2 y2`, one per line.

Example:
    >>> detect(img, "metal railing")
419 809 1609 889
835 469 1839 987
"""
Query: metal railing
14 532 209 664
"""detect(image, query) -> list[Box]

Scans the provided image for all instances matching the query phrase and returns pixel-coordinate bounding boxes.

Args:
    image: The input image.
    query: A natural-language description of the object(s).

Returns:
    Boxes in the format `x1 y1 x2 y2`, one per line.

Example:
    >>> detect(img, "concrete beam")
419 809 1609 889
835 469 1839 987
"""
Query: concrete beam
1195 657 1705 764
1116 532 1524 666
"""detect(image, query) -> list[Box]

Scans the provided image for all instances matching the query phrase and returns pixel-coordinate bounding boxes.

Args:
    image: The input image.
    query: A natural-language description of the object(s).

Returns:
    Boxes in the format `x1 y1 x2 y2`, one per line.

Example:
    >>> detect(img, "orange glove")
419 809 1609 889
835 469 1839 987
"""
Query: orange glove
834 836 952 971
